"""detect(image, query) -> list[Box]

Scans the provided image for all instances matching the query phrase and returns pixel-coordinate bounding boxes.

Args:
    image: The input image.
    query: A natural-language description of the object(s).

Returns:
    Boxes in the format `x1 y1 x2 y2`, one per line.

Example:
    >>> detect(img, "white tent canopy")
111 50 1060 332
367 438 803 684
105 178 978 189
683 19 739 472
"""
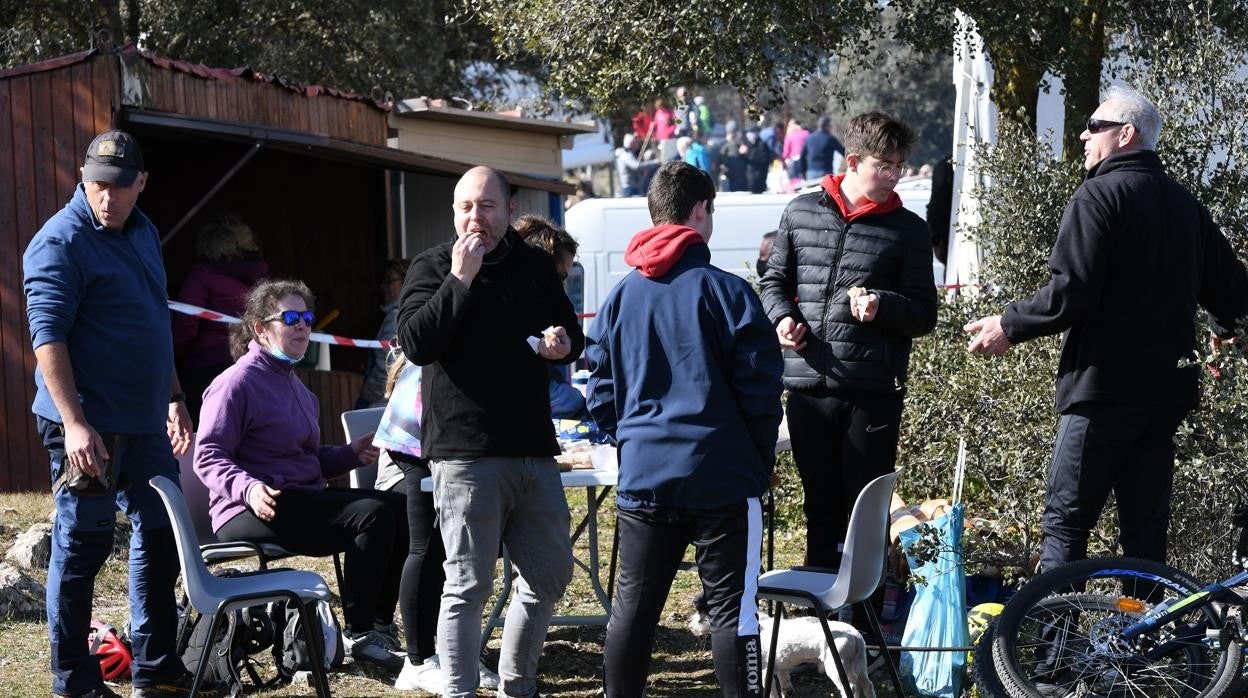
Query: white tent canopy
945 10 995 292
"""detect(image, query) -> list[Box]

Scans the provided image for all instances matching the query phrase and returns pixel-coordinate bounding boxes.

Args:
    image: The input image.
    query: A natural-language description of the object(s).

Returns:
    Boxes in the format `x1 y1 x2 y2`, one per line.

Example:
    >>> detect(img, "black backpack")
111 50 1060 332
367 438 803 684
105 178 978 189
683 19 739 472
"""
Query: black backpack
270 597 346 681
175 604 276 697
174 569 280 697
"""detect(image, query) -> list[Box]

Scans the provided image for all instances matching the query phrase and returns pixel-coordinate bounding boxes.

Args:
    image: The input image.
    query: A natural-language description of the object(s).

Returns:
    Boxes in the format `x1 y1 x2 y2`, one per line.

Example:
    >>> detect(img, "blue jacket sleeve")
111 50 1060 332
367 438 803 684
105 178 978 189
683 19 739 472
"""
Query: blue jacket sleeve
584 310 618 441
549 379 588 420
715 279 785 470
23 233 83 349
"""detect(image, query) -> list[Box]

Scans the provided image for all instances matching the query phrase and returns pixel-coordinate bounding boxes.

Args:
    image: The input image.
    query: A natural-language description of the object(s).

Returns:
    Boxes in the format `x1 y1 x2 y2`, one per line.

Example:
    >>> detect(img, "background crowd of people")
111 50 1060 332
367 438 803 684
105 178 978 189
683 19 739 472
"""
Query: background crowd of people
614 88 916 197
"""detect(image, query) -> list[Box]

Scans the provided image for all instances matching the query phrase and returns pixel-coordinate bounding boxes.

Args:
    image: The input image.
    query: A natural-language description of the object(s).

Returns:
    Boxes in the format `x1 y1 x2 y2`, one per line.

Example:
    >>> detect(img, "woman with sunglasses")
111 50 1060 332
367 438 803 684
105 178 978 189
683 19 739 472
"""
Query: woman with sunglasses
193 278 409 672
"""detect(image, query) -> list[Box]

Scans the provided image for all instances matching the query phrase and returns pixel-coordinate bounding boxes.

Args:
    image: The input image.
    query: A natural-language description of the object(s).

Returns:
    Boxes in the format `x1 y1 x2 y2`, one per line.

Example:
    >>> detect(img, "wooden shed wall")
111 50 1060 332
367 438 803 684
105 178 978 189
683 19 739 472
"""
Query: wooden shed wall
0 55 118 493
0 50 396 492
122 55 387 144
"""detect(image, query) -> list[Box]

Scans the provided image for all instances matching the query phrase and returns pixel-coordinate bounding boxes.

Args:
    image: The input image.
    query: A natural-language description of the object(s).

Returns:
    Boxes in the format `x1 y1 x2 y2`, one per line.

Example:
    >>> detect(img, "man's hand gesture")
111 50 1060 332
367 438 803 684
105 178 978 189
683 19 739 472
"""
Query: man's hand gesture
776 317 808 351
965 315 1013 357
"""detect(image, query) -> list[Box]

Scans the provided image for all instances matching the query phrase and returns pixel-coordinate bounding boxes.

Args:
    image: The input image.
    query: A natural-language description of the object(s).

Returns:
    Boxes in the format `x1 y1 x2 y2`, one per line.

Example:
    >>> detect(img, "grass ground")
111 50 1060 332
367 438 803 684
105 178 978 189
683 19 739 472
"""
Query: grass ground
0 473 902 697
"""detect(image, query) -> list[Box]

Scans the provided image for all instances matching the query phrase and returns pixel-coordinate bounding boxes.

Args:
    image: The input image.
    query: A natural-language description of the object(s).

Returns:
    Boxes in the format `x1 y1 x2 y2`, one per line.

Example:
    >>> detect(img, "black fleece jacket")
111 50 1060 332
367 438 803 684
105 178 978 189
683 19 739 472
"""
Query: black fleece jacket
396 228 584 459
1002 149 1248 412
759 189 938 393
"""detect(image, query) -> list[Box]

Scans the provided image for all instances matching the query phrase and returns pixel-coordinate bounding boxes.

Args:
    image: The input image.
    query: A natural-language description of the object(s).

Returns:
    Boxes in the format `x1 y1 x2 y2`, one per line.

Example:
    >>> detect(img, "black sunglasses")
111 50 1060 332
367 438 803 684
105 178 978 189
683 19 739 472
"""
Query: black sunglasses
1086 118 1126 134
263 310 315 327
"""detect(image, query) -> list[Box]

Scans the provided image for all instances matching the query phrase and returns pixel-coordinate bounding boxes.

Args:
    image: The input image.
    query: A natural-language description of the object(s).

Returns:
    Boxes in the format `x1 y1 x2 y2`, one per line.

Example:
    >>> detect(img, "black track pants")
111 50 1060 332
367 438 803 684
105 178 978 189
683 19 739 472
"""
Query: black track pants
603 499 765 697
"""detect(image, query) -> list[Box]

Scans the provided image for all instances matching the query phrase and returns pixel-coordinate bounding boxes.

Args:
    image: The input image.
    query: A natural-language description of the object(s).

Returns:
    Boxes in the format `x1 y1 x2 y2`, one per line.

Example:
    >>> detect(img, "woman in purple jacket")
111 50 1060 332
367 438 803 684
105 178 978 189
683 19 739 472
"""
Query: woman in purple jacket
193 279 407 672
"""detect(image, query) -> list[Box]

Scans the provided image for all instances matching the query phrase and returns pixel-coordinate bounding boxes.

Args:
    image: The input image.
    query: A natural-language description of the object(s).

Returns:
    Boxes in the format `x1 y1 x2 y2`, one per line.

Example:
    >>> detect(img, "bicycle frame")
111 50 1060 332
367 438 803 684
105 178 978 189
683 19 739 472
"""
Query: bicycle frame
1119 567 1248 642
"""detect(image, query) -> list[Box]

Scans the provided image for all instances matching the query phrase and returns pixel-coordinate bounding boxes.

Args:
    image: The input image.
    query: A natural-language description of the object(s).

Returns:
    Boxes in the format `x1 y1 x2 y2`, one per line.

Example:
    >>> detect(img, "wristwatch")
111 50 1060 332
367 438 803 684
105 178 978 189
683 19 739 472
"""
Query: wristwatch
170 392 187 403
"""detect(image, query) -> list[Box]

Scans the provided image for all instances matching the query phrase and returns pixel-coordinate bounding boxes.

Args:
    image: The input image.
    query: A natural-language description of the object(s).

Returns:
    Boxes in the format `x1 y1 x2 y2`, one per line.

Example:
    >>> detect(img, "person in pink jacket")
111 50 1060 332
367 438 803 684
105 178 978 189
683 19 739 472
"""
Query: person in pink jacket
172 213 268 424
781 118 812 185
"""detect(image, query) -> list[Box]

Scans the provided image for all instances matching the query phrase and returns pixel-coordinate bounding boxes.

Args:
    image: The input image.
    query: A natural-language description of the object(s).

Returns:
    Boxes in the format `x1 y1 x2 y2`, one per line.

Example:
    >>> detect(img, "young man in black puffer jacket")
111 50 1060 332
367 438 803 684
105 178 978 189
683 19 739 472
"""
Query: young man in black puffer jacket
759 111 937 584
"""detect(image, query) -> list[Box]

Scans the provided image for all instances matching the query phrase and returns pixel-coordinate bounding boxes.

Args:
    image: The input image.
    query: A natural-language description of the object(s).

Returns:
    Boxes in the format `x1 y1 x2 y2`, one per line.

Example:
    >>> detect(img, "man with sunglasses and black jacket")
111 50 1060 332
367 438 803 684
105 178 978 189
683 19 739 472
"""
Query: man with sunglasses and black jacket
965 85 1248 572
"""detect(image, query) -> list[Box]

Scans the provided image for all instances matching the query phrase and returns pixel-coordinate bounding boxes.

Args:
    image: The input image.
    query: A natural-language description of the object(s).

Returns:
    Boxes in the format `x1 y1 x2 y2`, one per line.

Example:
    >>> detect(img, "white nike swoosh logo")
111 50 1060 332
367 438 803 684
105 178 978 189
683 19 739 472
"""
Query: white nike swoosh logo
865 424 888 433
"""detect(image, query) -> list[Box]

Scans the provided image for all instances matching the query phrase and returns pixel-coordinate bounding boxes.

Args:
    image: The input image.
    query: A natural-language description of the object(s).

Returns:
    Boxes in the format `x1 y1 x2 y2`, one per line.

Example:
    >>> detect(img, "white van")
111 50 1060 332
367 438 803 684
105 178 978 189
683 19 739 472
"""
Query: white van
565 192 796 326
564 181 938 328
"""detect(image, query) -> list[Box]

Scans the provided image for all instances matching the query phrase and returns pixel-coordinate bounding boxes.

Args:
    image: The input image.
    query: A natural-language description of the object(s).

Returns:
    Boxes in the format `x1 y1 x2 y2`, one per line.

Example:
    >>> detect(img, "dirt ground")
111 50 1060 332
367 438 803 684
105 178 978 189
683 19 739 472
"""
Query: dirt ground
1 486 905 697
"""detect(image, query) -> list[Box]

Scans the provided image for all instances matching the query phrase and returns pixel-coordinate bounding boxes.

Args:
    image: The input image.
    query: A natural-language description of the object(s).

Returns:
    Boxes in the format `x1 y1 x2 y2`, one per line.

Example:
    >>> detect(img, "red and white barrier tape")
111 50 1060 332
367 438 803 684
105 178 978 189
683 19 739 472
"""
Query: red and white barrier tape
167 301 392 350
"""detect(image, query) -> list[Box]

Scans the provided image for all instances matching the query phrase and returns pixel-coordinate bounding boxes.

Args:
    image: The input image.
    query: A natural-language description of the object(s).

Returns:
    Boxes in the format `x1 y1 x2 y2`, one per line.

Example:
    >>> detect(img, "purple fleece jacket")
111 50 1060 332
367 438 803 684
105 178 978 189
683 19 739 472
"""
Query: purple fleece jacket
194 340 359 532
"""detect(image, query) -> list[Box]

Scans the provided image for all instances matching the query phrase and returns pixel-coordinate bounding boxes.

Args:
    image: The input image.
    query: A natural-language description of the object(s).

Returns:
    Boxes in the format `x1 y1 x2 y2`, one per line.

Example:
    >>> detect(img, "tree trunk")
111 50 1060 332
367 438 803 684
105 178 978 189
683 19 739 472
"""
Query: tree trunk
125 0 141 46
95 0 124 46
987 41 1043 134
1061 5 1105 163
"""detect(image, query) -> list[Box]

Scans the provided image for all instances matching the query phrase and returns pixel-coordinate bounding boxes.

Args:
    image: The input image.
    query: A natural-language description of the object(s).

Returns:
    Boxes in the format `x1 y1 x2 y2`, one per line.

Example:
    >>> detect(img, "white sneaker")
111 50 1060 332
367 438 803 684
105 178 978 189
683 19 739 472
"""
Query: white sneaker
394 654 449 694
478 660 501 690
395 657 424 691
395 652 499 693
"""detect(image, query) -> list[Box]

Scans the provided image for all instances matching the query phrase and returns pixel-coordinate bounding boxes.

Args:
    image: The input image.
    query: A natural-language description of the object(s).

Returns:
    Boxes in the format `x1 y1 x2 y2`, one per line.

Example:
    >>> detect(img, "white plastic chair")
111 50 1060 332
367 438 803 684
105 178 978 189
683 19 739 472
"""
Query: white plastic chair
340 407 385 489
149 475 333 698
757 470 905 697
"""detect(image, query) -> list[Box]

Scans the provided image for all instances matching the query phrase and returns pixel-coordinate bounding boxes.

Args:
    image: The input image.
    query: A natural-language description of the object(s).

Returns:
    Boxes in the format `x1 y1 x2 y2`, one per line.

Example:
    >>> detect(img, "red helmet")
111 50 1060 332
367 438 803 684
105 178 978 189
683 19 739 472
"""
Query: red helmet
89 620 132 681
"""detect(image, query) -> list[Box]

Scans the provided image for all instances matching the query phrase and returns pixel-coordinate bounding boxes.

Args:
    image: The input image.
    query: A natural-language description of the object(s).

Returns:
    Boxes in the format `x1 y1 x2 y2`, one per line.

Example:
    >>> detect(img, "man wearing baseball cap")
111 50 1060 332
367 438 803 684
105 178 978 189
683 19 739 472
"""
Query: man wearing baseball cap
24 130 206 697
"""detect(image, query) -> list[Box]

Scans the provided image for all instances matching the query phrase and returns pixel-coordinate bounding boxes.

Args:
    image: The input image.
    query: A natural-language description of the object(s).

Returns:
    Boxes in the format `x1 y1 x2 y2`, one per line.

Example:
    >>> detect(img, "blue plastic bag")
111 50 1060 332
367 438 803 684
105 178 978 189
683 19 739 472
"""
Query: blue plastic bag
898 502 969 697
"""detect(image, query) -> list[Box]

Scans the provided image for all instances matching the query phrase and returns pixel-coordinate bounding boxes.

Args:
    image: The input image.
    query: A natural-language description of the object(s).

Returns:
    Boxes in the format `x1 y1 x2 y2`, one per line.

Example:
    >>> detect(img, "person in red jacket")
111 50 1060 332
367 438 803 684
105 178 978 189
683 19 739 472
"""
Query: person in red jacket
759 111 937 641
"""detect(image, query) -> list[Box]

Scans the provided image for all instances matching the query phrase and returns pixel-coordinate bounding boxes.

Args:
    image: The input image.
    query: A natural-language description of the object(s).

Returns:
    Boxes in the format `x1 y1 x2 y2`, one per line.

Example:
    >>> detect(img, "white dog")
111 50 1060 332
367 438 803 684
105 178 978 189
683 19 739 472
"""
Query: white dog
758 613 876 698
688 601 873 698
690 604 875 698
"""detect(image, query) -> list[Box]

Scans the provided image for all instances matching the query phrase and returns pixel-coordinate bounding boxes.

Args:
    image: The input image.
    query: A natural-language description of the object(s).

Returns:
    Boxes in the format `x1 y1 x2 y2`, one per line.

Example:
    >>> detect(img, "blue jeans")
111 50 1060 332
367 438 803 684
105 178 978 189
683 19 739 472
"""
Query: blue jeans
39 417 186 695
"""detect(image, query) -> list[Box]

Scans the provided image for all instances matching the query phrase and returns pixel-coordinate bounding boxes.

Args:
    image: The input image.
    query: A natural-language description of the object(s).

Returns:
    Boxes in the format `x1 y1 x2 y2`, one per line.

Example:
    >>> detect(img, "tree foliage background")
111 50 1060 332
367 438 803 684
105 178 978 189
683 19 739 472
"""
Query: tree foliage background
0 0 533 103
468 0 1247 167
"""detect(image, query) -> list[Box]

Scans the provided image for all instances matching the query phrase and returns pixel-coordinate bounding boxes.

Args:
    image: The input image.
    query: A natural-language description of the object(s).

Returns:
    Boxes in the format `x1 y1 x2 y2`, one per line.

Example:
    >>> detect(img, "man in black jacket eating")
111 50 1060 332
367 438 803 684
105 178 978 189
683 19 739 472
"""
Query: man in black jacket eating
966 85 1248 571
397 166 583 697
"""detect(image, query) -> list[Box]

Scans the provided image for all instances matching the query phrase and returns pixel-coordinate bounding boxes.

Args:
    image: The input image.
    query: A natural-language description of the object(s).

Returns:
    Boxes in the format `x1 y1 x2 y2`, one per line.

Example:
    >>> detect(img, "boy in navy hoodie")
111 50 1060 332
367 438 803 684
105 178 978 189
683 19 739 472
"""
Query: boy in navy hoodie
586 161 784 696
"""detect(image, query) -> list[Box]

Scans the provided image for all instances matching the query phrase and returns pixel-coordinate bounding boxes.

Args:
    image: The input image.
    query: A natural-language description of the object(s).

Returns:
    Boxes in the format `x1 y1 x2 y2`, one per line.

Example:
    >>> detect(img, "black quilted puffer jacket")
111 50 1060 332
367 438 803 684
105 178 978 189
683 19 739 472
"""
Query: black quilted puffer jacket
759 189 938 393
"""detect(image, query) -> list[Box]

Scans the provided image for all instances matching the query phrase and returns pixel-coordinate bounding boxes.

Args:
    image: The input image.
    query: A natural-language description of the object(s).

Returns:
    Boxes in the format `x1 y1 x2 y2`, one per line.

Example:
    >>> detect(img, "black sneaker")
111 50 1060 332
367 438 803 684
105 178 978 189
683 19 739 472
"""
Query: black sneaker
344 630 404 671
55 685 123 698
131 673 222 698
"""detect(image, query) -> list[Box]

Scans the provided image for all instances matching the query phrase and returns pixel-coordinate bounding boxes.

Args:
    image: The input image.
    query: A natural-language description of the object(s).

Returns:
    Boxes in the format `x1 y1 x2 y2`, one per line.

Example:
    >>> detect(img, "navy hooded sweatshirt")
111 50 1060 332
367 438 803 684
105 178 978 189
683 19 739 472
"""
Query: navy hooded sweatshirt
585 224 784 510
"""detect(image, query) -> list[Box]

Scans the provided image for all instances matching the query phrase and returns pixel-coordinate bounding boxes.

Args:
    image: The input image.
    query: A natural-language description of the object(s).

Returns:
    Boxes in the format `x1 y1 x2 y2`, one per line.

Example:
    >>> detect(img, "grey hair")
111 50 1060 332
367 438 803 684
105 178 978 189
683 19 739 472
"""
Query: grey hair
1104 85 1162 150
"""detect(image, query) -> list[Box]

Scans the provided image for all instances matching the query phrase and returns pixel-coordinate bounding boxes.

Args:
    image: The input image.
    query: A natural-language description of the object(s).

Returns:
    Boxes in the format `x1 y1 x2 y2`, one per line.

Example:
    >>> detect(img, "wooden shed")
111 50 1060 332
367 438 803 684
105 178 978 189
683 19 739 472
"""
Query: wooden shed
388 98 595 257
0 45 575 493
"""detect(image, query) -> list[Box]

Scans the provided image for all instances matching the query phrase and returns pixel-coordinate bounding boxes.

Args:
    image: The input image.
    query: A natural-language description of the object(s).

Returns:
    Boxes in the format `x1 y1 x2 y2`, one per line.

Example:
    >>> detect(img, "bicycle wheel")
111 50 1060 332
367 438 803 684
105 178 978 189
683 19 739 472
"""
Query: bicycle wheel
988 556 1243 698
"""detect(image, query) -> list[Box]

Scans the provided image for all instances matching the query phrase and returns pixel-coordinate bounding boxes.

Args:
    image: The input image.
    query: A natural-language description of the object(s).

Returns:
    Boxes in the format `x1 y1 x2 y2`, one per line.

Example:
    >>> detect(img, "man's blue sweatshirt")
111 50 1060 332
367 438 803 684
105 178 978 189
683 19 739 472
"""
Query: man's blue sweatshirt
586 224 784 510
23 185 173 433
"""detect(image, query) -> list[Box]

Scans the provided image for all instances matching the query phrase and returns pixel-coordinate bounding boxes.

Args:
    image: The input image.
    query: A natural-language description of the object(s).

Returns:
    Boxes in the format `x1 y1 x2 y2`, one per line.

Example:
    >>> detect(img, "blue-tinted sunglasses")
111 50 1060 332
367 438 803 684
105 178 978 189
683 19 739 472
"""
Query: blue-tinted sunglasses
263 310 315 327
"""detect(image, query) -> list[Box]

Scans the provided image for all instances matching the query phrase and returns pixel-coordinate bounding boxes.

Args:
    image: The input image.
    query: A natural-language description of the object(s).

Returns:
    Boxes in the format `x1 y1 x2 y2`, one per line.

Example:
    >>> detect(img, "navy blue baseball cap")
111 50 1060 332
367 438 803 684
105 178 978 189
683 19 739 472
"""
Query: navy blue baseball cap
82 130 144 186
